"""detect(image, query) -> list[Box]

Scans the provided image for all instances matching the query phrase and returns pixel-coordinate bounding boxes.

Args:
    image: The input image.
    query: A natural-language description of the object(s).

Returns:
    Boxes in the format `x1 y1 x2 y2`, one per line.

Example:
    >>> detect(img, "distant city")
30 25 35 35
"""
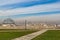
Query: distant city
0 18 60 30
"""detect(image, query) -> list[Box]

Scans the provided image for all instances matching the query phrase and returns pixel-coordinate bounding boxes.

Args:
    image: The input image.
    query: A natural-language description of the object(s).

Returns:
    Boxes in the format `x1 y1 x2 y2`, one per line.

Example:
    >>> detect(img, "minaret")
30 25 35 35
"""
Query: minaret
54 24 57 29
25 20 27 30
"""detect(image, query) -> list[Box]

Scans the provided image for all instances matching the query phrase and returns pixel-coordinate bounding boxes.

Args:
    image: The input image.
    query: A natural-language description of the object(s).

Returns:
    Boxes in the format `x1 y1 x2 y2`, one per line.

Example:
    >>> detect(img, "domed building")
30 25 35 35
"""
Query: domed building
2 18 16 27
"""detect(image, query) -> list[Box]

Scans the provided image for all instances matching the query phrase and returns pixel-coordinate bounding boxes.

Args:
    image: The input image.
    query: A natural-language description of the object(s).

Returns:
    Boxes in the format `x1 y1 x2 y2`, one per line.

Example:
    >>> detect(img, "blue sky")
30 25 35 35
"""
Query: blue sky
0 0 59 9
0 0 60 23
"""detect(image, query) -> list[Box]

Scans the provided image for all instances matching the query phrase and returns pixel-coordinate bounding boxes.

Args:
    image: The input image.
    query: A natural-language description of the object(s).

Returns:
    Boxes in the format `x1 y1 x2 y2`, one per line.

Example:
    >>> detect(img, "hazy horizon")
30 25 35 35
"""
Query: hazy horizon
0 0 60 24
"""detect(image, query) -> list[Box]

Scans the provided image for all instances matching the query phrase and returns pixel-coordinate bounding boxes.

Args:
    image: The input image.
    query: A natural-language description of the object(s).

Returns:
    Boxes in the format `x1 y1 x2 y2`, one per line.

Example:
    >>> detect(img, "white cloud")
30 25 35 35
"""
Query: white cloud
0 2 60 16
0 0 40 6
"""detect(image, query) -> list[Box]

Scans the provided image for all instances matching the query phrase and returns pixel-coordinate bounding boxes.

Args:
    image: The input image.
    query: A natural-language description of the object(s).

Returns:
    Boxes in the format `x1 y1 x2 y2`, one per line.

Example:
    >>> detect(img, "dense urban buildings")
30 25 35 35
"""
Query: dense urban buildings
0 18 60 30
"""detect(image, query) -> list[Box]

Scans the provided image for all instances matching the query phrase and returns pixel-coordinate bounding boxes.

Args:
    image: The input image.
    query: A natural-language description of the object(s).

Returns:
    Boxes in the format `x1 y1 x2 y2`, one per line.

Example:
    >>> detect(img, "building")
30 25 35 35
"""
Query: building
2 18 16 27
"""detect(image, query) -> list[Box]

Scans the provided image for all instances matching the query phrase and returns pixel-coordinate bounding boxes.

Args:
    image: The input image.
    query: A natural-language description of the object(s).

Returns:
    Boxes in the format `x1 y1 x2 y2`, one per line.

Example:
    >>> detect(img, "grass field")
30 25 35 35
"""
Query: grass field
32 30 60 40
0 29 37 40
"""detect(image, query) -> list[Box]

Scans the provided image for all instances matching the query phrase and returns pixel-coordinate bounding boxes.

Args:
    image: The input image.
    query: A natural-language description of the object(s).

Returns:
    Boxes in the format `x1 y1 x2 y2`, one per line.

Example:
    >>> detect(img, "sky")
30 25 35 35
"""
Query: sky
0 0 60 24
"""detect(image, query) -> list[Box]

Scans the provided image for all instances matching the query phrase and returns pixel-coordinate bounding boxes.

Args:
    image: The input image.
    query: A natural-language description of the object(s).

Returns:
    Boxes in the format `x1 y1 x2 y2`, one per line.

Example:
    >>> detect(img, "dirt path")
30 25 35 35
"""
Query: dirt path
12 29 48 40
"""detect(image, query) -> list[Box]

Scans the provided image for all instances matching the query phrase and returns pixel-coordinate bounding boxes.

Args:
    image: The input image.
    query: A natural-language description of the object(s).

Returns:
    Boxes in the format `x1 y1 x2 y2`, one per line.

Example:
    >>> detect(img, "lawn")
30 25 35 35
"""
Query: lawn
0 29 37 40
32 30 60 40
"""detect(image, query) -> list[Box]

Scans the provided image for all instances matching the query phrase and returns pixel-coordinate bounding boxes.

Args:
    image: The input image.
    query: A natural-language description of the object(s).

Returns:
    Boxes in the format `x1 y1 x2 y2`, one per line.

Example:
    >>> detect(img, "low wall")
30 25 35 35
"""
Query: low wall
0 25 59 30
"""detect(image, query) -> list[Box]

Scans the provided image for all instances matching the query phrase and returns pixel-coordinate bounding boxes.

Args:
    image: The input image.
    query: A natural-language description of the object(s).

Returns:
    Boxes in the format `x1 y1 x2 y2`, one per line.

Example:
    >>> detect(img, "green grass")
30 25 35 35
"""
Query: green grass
0 29 37 40
32 30 60 40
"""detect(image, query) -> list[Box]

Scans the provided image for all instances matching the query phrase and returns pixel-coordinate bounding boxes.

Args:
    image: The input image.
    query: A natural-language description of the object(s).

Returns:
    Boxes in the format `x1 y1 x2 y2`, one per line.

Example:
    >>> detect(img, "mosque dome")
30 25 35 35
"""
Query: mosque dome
3 18 15 24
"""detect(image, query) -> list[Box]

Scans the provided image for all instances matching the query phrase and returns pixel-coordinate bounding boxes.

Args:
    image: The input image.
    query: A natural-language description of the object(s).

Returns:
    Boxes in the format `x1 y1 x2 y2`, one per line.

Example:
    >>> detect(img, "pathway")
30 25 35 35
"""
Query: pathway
12 29 48 40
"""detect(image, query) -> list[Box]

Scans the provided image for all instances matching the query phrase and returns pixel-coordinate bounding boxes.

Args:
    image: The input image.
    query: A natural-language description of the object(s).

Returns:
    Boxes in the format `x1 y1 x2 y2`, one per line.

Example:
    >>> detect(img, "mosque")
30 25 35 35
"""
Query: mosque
1 18 16 27
0 18 25 29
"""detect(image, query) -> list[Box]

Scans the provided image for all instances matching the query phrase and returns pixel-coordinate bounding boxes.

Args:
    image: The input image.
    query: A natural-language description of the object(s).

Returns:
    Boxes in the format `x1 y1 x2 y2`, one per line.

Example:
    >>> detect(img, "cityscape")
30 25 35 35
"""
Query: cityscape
0 18 60 30
0 0 60 40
